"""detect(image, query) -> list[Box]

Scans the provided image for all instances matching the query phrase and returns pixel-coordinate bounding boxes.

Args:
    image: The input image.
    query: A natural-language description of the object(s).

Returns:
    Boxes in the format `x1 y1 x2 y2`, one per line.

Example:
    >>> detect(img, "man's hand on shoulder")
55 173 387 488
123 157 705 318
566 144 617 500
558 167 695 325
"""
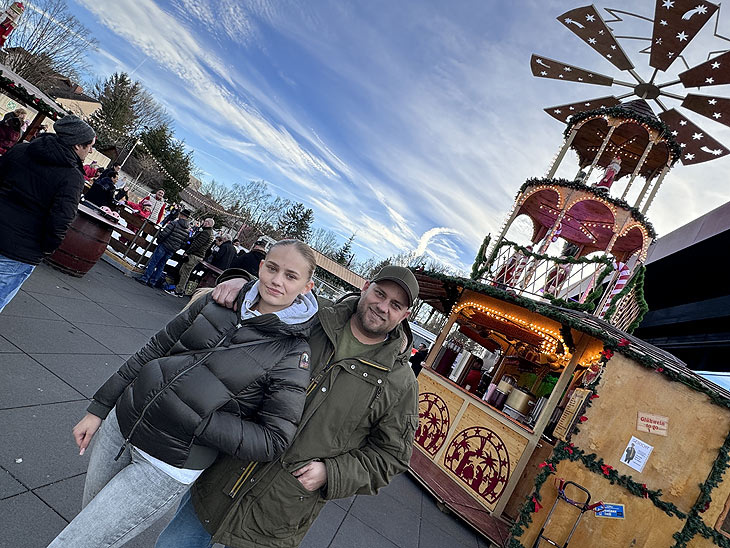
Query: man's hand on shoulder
212 278 246 311
292 460 327 491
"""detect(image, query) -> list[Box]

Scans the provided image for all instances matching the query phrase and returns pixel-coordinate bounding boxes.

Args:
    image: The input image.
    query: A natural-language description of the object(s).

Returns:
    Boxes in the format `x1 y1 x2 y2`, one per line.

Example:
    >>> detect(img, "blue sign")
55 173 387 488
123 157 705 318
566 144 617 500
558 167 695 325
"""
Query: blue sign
596 503 625 519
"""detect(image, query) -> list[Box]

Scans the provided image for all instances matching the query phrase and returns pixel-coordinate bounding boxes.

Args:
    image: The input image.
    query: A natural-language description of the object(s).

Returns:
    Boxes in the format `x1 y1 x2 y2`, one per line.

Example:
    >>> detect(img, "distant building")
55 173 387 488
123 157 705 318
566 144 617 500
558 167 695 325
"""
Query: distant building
45 76 100 118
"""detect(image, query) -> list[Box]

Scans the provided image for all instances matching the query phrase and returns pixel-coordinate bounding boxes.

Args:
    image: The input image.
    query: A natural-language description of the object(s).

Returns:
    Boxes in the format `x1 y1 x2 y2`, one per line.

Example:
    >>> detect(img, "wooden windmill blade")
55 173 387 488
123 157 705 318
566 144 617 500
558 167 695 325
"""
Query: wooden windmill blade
649 0 719 72
530 55 614 86
681 94 730 129
678 50 730 87
558 5 634 71
659 109 730 164
544 96 621 123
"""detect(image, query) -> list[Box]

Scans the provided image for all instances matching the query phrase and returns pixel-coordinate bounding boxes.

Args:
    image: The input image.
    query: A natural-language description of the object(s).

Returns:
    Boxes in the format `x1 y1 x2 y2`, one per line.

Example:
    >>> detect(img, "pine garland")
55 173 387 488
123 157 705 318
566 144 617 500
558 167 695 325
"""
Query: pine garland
518 178 657 239
0 70 64 120
603 265 649 334
470 234 491 280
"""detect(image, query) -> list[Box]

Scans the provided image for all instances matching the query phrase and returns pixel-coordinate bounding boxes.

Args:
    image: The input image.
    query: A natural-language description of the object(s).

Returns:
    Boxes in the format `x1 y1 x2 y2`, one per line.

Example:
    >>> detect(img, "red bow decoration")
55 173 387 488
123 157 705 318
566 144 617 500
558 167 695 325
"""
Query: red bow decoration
539 462 555 472
565 445 574 455
601 464 613 476
618 338 630 347
532 495 543 513
641 484 649 498
601 349 614 360
579 415 588 422
655 367 664 373
590 394 600 400
701 501 711 513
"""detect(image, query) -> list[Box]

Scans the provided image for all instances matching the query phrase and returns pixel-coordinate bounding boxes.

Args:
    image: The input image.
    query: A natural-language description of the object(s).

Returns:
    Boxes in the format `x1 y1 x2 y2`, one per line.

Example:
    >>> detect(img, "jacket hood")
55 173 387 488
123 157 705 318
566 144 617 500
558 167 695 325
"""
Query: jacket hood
27 133 83 171
231 280 317 339
317 294 413 370
242 280 318 326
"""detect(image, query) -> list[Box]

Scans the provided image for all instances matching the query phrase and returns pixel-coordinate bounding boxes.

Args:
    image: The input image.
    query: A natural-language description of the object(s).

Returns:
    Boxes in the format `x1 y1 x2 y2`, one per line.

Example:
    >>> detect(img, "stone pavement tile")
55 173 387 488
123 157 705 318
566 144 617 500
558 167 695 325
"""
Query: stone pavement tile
73 323 153 355
39 294 129 326
379 472 424 512
0 400 90 489
329 515 400 548
99 302 180 331
0 467 26 499
0 491 69 547
0 316 110 354
33 473 85 522
419 518 480 548
0 291 62 320
332 494 356 512
0 354 84 409
349 490 420 548
300 501 347 548
21 266 88 300
421 494 480 548
31 353 125 399
0 334 19 353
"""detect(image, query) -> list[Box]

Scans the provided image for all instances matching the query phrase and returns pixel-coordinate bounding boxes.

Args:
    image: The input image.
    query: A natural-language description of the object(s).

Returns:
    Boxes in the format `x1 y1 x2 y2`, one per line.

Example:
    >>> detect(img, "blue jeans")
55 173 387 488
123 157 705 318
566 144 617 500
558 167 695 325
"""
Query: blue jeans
155 490 216 548
141 245 174 286
0 253 35 313
48 410 189 548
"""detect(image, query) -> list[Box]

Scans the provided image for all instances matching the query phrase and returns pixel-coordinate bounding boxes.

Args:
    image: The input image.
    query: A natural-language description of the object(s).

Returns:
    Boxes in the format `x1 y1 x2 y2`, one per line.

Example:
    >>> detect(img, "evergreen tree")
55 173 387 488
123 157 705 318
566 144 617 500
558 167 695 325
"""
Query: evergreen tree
334 234 356 266
276 203 314 241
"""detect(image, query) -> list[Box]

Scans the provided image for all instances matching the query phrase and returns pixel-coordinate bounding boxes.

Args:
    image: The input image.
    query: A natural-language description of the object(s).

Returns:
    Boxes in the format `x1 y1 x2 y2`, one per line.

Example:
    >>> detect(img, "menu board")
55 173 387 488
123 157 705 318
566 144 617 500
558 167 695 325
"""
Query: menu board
554 388 592 441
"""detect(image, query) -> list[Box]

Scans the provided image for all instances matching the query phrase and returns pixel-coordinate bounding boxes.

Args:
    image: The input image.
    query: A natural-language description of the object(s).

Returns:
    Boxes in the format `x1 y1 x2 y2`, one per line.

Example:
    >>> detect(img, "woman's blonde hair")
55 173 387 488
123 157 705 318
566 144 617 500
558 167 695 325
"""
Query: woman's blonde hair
268 239 317 279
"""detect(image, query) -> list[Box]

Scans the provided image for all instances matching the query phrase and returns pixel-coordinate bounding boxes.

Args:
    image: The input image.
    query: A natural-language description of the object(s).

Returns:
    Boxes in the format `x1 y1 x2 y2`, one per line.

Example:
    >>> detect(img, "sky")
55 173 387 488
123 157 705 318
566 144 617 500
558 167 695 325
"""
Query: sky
62 0 730 272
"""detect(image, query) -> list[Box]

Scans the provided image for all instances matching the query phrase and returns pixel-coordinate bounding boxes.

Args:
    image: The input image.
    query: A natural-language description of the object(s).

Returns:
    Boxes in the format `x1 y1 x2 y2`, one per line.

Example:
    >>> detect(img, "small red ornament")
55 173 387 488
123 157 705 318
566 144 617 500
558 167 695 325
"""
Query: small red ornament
590 394 600 400
538 462 555 472
618 338 630 347
532 495 543 513
701 501 711 513
601 349 614 360
579 415 588 422
641 484 649 498
600 464 613 476
655 367 664 373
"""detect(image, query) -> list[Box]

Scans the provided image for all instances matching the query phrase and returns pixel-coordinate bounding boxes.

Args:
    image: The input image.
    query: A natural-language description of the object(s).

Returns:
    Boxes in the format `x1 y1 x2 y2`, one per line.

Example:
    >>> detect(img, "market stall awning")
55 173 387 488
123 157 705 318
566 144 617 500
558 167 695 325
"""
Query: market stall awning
0 62 66 119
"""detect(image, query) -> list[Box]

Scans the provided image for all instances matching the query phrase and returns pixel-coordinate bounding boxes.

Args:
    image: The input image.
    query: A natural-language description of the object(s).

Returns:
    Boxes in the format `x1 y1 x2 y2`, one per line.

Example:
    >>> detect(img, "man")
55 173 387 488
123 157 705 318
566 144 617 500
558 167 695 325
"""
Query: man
208 234 236 270
0 115 95 312
138 209 191 288
84 171 118 208
142 187 167 224
410 343 429 377
172 217 214 297
98 161 121 180
229 238 267 276
155 265 420 548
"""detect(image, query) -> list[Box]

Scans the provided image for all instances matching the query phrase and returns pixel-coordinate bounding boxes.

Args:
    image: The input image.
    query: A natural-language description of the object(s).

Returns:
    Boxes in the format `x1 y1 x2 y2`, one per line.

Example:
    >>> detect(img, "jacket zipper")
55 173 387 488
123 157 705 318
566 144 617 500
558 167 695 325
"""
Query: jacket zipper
358 358 389 372
228 349 336 498
114 326 240 461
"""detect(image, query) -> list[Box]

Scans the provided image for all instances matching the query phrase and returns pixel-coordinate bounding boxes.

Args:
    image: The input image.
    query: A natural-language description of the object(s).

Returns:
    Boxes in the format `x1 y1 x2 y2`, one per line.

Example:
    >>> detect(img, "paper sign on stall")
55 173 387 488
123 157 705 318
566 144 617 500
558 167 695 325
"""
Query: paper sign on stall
595 503 625 519
620 436 653 473
637 412 668 436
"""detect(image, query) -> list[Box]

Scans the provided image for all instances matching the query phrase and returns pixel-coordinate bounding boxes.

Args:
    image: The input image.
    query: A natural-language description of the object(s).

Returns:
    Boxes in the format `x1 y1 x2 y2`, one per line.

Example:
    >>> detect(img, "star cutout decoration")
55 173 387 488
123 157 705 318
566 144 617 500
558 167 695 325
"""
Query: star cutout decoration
677 31 688 41
712 61 721 69
656 38 663 44
685 153 695 159
662 0 674 7
564 66 572 72
586 14 595 21
541 71 547 76
714 112 722 119
709 99 718 105
680 120 687 125
651 2 718 71
693 132 704 139
660 19 668 25
588 37 596 44
706 77 715 84
671 130 679 136
680 142 686 147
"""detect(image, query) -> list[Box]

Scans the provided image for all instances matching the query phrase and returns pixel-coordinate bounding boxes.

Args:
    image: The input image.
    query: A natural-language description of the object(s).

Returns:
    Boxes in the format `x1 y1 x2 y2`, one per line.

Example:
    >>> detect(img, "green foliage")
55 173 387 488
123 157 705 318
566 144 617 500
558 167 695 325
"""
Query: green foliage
470 234 491 280
603 266 649 334
276 202 314 241
138 125 194 201
334 234 355 266
0 70 63 119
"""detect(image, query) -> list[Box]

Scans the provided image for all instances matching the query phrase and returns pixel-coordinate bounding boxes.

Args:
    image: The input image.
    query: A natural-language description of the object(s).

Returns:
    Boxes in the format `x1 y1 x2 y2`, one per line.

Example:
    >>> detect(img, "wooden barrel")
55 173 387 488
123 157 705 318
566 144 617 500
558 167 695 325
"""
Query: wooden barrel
45 212 113 277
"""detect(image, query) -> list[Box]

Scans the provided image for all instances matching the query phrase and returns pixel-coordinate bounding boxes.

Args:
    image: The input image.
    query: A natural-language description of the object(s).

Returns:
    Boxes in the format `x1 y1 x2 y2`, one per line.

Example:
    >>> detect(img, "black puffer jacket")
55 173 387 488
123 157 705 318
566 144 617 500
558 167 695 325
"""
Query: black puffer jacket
87 283 314 469
187 226 213 257
0 133 85 264
84 176 116 208
210 240 236 270
230 248 266 276
157 217 190 252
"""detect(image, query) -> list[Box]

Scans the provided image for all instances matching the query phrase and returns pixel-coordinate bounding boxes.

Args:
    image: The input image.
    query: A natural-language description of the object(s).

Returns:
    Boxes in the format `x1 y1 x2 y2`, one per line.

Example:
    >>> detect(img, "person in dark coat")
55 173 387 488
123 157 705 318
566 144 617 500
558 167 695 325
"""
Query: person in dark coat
230 239 267 276
48 241 319 548
84 172 118 208
0 115 22 155
173 217 215 296
409 343 429 377
138 209 191 287
98 161 121 180
209 235 236 270
0 115 96 312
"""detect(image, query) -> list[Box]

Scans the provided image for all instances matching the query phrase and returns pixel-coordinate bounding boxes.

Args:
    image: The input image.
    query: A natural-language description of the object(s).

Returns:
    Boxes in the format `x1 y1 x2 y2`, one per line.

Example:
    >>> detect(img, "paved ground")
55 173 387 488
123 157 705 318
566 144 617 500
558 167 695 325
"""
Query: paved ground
0 260 493 548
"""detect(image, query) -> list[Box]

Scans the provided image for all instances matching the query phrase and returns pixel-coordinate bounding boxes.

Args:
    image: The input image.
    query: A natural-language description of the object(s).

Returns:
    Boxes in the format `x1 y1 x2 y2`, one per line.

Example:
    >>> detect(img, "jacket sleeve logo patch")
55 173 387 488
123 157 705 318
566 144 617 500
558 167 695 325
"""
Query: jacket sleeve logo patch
299 352 310 370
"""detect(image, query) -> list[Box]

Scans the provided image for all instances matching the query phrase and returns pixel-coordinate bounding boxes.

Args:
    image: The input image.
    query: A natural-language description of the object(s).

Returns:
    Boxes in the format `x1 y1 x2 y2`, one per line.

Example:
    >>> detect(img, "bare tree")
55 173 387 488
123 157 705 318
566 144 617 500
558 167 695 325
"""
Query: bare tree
308 228 339 256
2 0 98 90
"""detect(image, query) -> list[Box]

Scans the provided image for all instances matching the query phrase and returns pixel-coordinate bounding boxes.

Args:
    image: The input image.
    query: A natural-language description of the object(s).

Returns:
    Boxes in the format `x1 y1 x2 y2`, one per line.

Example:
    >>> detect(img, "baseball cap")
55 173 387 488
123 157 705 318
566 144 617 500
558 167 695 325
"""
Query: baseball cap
371 265 419 307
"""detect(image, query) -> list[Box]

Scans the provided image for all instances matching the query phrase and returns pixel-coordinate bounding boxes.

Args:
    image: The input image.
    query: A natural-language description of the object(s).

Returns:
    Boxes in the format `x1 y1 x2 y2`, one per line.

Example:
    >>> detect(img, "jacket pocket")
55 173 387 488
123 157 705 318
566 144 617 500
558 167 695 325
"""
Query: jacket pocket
246 469 322 539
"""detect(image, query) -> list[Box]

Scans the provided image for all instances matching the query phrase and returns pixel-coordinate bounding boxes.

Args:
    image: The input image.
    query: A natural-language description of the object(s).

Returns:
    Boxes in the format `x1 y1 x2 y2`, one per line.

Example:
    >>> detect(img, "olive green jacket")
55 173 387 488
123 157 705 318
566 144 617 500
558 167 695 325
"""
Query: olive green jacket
191 294 419 548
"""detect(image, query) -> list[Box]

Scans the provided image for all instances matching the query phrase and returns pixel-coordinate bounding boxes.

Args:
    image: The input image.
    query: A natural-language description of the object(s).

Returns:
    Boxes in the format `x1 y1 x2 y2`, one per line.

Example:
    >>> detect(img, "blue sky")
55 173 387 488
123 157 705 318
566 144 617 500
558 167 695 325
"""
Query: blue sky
65 0 730 271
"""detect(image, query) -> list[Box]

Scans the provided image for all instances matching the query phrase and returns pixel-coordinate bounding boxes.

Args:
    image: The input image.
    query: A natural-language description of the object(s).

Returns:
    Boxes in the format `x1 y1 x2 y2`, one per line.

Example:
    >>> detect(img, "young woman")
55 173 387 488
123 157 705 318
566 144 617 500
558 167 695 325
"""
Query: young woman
48 239 319 548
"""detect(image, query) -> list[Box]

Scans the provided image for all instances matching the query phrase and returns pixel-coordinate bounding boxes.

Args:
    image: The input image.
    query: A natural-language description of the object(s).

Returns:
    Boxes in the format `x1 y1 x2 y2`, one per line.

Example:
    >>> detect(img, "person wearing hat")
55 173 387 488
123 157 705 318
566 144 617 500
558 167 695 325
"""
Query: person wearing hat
229 238 268 276
0 115 95 312
154 265 420 548
138 208 191 288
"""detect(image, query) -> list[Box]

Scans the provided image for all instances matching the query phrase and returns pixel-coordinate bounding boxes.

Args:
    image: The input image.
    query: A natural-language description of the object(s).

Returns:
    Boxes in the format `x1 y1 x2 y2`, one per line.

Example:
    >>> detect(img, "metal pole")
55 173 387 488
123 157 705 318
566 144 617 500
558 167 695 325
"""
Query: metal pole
121 218 148 262
640 165 670 214
120 140 141 168
546 129 578 179
584 124 617 182
622 140 655 200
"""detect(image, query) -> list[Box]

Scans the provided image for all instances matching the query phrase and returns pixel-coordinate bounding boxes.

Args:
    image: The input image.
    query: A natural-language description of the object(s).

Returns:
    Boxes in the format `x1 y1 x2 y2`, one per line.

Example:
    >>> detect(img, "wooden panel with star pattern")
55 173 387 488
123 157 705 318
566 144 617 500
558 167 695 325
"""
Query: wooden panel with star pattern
650 0 719 72
558 5 634 71
545 96 621 123
530 54 614 86
659 108 729 164
682 94 730 129
440 402 529 511
679 50 730 88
